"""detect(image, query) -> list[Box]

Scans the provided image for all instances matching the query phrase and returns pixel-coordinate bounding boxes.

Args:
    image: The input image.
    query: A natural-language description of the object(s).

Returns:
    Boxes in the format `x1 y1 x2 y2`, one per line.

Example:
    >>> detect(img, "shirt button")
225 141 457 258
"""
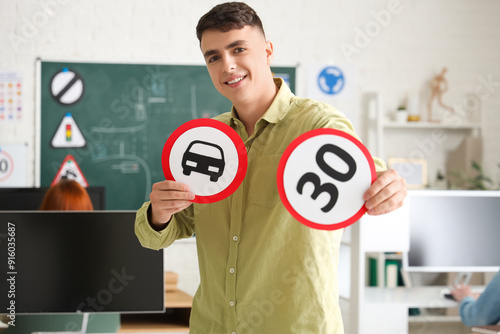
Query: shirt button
229 301 235 307
232 235 238 242
229 268 235 274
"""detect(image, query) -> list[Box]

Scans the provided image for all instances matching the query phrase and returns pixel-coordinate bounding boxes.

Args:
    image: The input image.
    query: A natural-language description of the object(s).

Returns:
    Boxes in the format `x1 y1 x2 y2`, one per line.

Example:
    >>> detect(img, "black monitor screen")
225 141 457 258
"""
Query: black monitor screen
0 187 106 210
0 211 164 314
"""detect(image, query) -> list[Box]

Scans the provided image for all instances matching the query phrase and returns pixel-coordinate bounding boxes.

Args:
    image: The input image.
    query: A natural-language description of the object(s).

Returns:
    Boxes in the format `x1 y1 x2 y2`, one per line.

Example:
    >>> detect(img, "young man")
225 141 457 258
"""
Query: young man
135 2 406 333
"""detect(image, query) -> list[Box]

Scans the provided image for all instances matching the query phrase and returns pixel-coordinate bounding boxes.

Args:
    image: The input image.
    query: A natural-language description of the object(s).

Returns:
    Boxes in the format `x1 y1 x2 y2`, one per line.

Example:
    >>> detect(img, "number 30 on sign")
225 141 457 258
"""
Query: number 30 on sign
277 128 376 230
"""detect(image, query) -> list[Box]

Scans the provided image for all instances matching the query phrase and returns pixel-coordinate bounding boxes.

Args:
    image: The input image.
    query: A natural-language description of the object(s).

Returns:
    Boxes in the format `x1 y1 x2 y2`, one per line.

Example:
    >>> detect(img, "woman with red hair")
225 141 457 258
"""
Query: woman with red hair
39 179 93 211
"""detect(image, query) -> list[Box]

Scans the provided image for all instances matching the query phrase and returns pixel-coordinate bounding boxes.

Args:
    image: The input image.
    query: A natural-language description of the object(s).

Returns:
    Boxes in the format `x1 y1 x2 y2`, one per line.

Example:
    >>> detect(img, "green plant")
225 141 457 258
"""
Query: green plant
449 160 495 190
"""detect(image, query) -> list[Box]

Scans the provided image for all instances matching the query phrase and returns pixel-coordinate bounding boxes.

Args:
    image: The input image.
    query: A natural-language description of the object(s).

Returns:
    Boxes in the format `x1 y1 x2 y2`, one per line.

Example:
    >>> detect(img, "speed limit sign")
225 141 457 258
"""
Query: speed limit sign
0 149 14 183
0 144 27 187
277 128 376 230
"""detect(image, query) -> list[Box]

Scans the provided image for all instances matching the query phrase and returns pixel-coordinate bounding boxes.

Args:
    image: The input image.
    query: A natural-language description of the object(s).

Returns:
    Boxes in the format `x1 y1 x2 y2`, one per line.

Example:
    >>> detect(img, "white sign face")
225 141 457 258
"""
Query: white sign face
0 144 27 187
162 119 247 204
50 68 84 105
51 112 86 148
277 128 376 230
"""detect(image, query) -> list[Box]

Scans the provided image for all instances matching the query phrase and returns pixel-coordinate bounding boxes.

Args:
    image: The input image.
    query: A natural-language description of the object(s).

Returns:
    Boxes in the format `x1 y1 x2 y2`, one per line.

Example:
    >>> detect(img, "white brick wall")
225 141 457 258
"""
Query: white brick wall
0 0 499 186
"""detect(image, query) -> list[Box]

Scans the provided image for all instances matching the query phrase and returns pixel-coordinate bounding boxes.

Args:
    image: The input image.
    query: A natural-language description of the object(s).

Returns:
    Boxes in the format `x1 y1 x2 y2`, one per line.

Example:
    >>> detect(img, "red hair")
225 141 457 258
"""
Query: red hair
39 179 94 211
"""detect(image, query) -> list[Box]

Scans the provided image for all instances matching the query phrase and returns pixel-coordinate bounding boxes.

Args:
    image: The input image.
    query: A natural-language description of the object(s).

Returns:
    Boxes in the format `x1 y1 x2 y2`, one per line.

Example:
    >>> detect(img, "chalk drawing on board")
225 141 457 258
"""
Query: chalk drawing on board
91 154 151 202
190 85 219 119
135 88 147 121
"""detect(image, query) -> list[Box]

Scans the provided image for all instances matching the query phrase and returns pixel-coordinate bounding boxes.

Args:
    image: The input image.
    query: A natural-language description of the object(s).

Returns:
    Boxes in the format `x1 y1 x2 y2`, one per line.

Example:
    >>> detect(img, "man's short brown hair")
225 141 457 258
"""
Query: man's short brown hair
196 2 265 42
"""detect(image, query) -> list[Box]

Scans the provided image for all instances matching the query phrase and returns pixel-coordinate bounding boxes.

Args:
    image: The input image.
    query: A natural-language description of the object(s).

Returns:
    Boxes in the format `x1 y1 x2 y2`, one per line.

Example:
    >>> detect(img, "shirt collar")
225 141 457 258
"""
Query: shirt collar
229 77 294 126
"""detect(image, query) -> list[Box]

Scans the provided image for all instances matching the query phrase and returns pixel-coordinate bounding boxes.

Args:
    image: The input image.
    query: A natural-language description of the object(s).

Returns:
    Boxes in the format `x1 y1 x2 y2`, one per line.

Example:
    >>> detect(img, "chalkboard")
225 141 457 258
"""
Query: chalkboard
40 61 295 210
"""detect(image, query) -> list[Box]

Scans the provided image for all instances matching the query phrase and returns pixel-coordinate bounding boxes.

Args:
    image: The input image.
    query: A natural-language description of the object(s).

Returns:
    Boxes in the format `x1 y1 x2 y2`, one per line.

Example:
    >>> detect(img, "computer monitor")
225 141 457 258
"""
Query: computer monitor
403 190 500 272
0 187 106 210
0 211 164 314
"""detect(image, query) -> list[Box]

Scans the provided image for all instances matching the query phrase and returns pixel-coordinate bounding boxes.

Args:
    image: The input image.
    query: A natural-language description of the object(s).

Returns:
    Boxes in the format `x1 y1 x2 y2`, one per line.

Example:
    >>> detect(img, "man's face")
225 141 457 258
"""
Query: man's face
200 25 274 107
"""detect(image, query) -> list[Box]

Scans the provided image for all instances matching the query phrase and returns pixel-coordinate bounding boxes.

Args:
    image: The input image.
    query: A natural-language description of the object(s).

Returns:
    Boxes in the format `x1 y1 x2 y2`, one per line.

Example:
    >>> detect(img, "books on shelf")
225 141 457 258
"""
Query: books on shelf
471 325 500 334
386 260 399 288
367 253 405 288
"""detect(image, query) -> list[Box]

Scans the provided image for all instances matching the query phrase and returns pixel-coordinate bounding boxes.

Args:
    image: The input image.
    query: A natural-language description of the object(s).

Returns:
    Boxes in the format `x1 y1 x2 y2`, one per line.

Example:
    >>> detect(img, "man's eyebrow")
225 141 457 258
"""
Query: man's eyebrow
203 40 247 59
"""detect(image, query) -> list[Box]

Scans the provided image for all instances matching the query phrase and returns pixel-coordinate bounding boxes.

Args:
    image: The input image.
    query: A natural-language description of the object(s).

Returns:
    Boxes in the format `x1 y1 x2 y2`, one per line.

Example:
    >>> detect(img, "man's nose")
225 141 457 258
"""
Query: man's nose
222 56 236 73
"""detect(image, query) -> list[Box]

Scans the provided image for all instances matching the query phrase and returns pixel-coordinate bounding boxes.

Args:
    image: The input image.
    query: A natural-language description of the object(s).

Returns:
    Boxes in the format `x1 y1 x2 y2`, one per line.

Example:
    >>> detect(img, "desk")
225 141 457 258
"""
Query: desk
359 286 483 333
365 286 458 307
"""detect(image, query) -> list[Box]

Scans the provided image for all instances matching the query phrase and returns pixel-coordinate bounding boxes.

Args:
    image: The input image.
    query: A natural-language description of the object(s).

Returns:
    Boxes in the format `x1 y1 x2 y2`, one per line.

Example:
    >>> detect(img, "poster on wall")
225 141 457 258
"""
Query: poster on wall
307 64 356 101
0 144 28 187
0 72 23 122
306 63 359 131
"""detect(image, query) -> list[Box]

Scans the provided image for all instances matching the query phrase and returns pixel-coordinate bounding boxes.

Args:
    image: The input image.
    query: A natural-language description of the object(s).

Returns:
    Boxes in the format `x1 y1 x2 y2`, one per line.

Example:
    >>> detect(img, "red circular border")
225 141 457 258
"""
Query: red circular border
0 150 14 182
277 128 377 231
162 119 247 204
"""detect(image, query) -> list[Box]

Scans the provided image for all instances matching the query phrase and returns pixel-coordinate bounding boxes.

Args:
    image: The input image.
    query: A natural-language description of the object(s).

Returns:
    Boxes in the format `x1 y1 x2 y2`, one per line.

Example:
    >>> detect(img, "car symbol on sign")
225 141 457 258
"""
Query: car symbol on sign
182 140 225 182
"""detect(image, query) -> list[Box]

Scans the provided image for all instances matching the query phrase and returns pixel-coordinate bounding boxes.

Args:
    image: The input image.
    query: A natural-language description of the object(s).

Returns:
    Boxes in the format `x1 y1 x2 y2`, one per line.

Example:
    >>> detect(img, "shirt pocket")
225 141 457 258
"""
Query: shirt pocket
247 154 282 208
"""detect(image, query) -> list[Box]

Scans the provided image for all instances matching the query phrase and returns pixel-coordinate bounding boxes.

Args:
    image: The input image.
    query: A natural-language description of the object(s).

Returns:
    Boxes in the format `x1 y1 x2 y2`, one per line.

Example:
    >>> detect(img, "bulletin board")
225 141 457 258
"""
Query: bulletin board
39 60 295 209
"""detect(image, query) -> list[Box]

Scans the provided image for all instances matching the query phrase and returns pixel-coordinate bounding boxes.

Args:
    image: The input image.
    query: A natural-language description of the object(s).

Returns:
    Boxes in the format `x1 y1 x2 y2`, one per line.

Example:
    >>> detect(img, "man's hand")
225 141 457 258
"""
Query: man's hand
451 284 480 302
149 180 195 229
363 169 407 215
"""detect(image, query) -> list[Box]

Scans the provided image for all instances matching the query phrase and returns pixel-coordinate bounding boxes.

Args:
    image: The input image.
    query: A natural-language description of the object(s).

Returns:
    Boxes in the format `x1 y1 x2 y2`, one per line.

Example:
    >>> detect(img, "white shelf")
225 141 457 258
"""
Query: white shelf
382 121 481 130
383 253 403 260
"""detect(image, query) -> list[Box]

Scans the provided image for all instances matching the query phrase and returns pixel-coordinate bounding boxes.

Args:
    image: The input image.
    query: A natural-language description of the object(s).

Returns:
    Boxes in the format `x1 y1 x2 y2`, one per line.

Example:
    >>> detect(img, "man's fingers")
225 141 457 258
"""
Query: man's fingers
154 201 193 216
151 190 195 202
366 192 405 215
364 169 399 201
365 178 406 212
156 199 194 210
150 180 195 203
363 169 407 215
365 179 405 207
149 180 195 226
150 198 193 226
152 180 190 192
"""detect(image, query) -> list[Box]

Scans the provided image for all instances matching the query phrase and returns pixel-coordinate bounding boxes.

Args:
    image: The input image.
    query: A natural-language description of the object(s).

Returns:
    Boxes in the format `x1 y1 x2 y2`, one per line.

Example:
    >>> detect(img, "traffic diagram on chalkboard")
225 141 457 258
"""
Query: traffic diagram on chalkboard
277 128 376 230
162 119 247 204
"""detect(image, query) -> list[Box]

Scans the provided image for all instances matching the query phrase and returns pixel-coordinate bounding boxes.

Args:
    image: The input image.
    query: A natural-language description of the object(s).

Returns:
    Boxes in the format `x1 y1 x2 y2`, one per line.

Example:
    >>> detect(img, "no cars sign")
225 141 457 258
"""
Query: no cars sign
162 119 247 204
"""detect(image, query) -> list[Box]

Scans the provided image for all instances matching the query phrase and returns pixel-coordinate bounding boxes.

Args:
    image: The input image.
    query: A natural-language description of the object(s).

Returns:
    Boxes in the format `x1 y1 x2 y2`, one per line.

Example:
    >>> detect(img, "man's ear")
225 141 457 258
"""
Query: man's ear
265 41 274 65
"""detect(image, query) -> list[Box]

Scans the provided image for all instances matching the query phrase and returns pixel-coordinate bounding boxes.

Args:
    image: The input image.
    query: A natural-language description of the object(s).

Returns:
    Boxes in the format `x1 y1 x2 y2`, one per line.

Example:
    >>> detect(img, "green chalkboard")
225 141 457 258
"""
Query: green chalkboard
40 61 295 210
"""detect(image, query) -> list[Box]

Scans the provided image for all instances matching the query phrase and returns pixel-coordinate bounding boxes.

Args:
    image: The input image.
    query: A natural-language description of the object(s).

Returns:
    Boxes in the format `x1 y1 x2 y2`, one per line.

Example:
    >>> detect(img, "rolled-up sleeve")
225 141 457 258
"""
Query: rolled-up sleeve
134 201 195 250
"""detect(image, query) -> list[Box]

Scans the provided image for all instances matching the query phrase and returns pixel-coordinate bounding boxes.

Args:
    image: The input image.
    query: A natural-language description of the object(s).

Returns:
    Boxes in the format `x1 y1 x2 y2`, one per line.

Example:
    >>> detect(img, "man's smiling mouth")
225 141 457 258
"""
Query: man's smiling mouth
226 76 246 84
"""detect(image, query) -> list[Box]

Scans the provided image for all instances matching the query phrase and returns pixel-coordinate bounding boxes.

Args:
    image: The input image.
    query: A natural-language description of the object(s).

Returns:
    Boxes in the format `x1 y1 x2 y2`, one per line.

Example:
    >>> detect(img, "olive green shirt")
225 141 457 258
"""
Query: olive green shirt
135 78 386 334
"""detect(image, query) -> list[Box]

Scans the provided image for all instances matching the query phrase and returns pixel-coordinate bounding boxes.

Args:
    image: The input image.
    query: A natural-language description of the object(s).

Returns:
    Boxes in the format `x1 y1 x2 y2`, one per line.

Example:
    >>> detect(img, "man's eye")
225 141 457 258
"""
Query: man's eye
234 48 245 53
208 56 220 63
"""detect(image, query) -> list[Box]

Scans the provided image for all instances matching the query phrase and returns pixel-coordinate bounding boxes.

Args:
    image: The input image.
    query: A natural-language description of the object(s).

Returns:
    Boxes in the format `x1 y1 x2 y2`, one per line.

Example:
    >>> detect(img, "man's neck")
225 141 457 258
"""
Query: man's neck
234 79 279 136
